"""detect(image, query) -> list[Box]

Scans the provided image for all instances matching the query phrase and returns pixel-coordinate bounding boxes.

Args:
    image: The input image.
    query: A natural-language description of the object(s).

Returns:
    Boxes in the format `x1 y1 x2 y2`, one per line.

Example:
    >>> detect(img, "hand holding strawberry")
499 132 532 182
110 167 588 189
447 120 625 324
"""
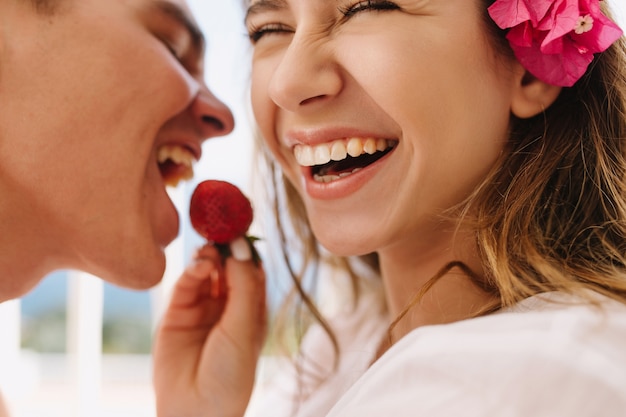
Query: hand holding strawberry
153 179 266 417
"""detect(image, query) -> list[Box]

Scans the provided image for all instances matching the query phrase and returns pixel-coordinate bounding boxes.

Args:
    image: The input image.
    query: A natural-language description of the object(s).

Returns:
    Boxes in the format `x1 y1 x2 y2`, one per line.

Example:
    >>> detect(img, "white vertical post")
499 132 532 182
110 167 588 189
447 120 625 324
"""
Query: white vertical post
66 271 103 417
0 300 21 403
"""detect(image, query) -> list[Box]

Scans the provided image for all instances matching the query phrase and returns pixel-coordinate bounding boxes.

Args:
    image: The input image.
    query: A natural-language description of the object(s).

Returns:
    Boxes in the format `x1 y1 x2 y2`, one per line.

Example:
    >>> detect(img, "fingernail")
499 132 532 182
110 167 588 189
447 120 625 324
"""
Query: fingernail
230 236 252 261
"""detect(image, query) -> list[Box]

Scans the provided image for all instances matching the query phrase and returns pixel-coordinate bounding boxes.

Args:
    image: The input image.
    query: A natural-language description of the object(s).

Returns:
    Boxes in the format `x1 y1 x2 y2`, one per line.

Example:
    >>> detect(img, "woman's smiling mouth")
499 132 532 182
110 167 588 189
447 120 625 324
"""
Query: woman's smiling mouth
294 137 397 183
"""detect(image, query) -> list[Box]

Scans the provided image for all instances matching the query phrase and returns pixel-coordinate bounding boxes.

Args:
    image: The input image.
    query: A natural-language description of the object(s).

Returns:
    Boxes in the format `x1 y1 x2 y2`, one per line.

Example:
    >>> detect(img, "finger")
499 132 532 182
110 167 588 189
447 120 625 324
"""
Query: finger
168 258 219 307
193 244 221 261
220 237 267 347
160 253 227 329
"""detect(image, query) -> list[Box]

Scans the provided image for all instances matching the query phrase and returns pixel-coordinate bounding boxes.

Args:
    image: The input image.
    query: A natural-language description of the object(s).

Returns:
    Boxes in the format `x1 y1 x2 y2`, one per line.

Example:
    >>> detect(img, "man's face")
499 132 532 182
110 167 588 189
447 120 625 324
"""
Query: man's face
0 0 234 291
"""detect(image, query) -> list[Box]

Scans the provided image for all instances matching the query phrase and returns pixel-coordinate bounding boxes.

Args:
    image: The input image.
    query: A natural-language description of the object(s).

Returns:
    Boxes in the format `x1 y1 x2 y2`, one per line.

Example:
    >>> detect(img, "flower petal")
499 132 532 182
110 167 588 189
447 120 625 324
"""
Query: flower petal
512 40 593 87
488 0 623 86
575 13 624 53
488 0 531 28
506 23 535 48
539 0 579 45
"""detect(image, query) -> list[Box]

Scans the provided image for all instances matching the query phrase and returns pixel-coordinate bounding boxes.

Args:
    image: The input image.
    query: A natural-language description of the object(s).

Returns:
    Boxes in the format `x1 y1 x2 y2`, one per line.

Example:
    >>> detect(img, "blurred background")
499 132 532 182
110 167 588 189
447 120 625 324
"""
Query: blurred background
1 1 626 416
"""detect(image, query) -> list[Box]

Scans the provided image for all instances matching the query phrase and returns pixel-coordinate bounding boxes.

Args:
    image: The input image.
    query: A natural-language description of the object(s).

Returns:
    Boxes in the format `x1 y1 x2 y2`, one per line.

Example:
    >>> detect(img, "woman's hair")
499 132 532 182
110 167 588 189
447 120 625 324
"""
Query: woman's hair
253 0 626 357
474 0 626 307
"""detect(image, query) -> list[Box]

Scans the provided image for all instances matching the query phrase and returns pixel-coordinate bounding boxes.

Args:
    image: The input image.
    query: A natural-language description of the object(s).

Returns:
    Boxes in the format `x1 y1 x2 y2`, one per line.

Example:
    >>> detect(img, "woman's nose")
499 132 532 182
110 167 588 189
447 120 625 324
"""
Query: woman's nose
191 86 235 140
268 36 342 112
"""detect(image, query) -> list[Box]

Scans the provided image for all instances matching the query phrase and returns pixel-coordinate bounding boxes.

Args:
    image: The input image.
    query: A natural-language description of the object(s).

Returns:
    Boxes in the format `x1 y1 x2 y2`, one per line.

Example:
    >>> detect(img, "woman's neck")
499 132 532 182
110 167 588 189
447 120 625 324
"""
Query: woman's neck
377 228 497 343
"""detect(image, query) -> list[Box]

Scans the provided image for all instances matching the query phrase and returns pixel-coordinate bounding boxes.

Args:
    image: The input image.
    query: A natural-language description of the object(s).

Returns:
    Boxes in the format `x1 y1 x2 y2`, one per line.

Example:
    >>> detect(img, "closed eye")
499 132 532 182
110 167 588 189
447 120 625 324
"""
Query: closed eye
247 23 293 44
156 34 184 62
338 0 399 18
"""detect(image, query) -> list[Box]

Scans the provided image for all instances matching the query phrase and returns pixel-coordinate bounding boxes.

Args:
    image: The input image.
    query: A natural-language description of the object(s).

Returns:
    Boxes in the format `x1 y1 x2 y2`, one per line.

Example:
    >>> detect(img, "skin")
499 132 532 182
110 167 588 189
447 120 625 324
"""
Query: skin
0 0 235 299
153 242 266 417
246 0 559 329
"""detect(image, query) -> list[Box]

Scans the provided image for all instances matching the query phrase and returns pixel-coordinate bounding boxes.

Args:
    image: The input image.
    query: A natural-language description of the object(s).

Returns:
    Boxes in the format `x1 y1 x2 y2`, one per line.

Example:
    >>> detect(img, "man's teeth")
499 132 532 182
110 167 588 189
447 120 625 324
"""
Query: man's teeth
157 145 196 187
158 145 195 167
294 137 394 166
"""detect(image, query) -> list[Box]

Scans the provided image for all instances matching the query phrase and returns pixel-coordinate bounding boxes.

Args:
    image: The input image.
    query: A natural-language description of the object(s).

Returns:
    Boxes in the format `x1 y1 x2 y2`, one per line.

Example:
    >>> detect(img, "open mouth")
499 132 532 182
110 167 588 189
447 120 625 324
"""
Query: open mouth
294 137 397 183
157 144 197 187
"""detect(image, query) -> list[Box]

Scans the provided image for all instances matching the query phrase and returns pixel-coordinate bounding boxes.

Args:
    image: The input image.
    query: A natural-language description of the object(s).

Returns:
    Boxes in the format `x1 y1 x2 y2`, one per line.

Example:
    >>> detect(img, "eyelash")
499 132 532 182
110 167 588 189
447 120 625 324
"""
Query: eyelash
247 23 292 44
338 0 399 18
156 34 184 62
165 43 182 60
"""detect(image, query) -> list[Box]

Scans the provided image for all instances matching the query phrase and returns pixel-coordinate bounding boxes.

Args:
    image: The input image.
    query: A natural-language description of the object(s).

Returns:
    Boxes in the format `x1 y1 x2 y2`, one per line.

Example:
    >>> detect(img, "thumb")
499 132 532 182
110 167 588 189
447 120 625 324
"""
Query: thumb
221 237 267 349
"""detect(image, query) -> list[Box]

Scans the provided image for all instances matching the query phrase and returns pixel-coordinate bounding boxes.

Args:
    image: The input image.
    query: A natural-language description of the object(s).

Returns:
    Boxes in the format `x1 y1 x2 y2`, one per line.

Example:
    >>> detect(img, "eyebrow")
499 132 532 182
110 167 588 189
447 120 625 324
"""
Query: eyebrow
245 0 288 22
151 0 206 53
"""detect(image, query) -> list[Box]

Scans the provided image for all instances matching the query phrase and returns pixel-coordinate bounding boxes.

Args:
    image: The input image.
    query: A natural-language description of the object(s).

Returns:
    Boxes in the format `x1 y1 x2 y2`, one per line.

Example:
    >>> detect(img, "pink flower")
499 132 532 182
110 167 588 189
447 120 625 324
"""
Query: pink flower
488 0 623 87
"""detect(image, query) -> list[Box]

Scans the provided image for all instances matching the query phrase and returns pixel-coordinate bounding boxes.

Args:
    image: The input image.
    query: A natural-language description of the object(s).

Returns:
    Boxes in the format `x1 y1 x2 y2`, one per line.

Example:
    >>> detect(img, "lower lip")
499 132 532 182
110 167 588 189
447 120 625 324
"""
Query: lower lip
302 149 395 200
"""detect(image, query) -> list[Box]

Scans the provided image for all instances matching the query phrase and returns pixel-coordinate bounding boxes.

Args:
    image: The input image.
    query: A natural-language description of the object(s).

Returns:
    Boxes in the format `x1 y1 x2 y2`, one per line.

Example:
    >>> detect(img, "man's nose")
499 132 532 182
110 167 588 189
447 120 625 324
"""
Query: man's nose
191 86 235 140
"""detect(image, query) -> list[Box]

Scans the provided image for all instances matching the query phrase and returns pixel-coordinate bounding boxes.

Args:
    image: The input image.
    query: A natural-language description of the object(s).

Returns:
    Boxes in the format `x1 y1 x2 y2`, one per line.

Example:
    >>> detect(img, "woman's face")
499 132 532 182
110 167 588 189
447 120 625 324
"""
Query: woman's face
0 0 234 293
247 0 520 256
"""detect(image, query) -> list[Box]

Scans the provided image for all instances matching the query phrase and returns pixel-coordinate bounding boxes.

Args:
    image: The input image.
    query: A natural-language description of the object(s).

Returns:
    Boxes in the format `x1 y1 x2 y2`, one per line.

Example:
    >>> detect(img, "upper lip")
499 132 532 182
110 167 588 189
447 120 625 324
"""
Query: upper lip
283 127 398 148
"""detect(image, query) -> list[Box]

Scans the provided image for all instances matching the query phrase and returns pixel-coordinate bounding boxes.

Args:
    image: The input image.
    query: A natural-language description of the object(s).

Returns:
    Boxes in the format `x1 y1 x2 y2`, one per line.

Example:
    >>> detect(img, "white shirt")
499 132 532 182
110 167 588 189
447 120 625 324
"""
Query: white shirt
248 291 626 417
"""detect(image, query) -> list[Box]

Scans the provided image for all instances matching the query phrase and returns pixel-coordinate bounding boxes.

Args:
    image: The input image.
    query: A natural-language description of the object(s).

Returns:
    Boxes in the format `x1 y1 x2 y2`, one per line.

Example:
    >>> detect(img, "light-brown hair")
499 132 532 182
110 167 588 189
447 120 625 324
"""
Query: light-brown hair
473 0 626 307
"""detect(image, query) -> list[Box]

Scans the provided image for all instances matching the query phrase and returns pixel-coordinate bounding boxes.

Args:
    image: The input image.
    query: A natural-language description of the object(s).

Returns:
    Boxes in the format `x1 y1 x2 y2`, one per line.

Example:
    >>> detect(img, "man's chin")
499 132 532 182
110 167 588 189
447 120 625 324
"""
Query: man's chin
96 255 167 291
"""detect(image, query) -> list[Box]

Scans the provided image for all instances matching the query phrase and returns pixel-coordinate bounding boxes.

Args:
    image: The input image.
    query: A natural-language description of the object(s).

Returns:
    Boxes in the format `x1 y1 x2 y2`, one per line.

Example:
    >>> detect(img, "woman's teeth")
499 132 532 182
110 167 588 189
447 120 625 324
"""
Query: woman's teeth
293 137 396 183
294 138 393 166
157 144 196 187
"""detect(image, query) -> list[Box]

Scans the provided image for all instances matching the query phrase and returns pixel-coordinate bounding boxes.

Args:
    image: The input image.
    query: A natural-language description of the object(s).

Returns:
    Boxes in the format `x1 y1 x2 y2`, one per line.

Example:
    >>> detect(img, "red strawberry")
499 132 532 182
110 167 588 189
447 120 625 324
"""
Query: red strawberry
189 180 254 244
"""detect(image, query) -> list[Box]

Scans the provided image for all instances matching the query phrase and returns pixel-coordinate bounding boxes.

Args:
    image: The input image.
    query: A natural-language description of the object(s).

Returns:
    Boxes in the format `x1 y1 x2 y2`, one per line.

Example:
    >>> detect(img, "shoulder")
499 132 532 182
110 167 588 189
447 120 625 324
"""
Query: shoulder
384 290 626 363
327 291 626 417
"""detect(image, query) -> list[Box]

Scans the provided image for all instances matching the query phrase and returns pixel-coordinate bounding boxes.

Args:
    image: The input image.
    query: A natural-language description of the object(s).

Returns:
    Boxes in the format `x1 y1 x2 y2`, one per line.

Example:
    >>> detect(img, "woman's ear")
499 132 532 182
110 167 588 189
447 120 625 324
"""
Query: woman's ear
510 66 562 119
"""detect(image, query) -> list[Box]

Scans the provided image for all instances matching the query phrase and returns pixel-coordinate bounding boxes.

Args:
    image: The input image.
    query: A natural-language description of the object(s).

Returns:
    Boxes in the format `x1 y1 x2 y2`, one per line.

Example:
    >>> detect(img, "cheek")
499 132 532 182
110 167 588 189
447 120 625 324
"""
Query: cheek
250 64 273 136
71 44 196 190
339 34 511 202
250 63 285 158
251 68 304 194
341 32 512 145
102 44 195 133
